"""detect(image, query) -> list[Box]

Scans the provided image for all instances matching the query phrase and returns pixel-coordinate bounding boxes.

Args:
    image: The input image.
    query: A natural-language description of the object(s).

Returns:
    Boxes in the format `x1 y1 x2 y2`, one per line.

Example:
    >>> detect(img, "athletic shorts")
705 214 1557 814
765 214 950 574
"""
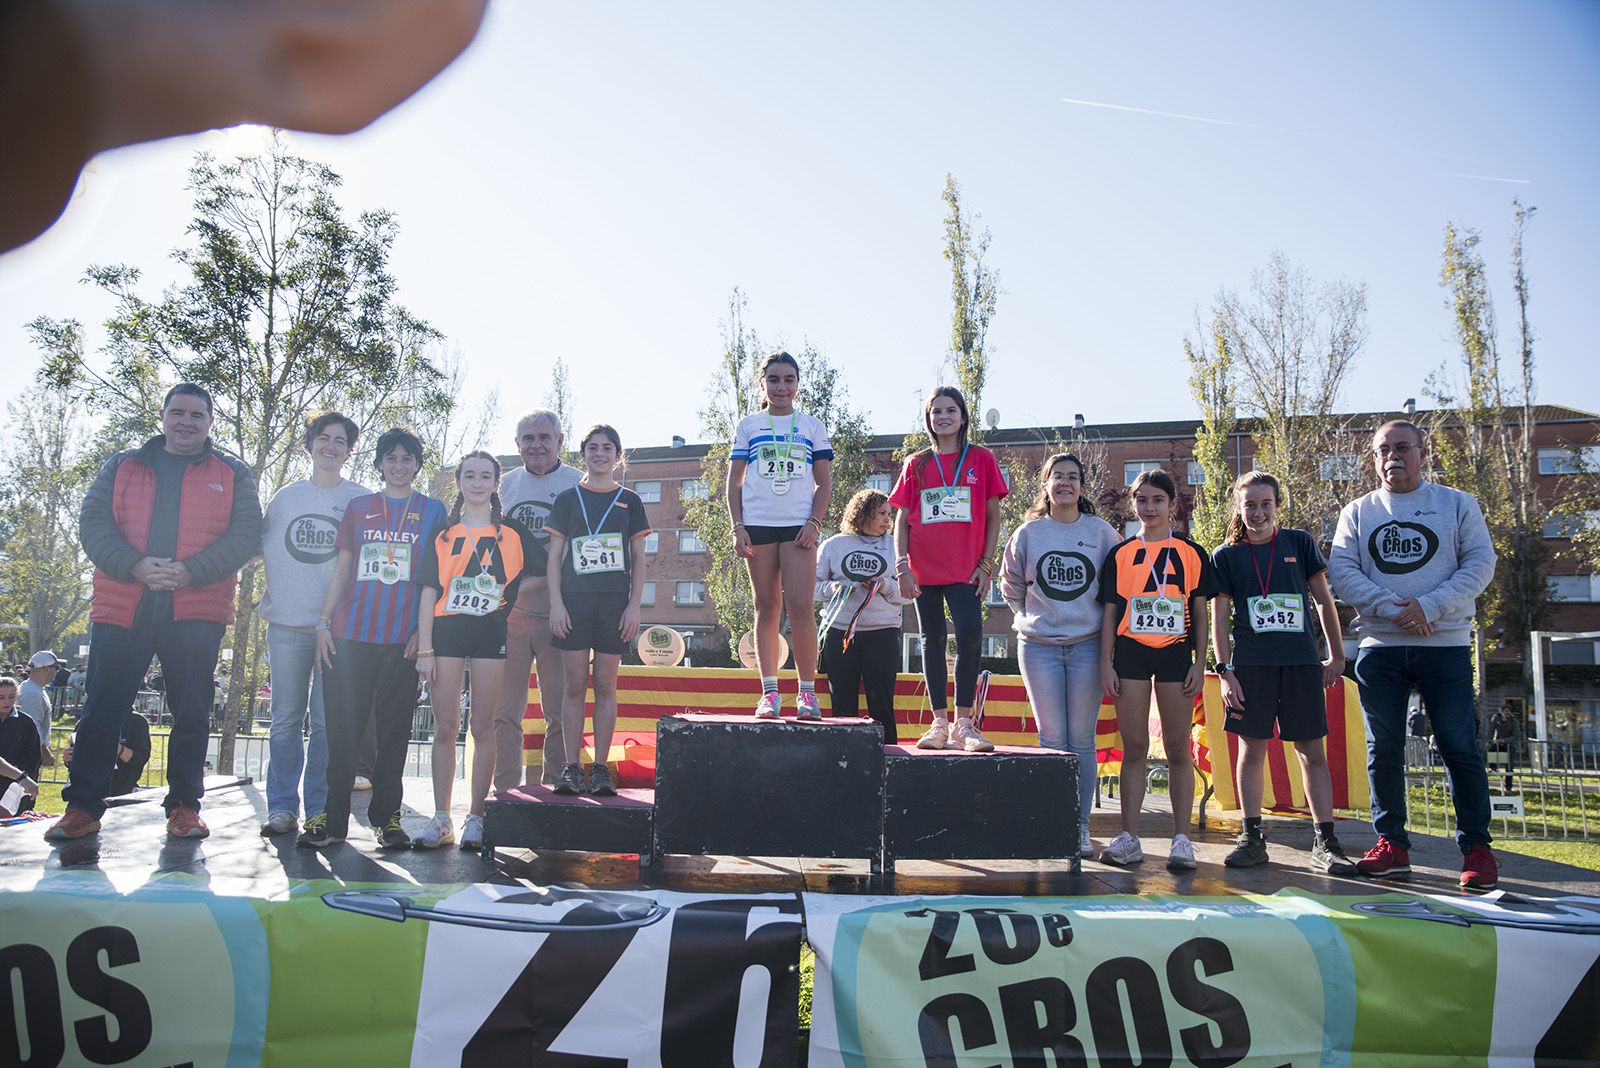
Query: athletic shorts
553 591 631 655
1112 634 1192 684
746 524 803 546
434 613 508 660
1224 663 1327 741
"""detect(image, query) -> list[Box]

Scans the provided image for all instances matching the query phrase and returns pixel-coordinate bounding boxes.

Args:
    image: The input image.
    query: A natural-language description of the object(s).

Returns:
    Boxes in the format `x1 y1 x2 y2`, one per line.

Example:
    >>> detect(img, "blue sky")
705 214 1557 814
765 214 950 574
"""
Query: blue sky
3 1 1596 451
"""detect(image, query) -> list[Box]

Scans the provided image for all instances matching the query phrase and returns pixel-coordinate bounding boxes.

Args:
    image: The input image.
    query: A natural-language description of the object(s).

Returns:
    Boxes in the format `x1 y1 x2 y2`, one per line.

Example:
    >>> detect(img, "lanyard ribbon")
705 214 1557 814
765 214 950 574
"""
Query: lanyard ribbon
1140 535 1174 596
576 485 624 537
1248 529 1278 597
931 443 970 498
381 491 417 563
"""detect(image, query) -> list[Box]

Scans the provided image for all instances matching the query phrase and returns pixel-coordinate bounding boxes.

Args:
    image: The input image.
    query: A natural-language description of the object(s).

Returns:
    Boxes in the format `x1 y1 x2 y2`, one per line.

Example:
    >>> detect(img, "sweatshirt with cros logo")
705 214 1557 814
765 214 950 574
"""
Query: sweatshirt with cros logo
1328 481 1496 648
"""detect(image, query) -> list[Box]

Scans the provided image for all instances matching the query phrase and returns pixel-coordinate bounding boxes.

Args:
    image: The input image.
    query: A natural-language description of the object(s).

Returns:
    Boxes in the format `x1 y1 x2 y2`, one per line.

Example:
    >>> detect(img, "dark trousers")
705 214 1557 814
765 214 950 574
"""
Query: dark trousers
914 583 982 711
64 607 223 818
822 627 900 745
323 638 418 835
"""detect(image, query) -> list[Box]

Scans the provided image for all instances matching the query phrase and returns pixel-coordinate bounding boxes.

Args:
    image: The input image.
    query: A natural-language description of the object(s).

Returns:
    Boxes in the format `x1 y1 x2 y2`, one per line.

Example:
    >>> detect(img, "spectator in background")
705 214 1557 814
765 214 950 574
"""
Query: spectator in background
63 709 151 797
19 651 59 767
0 677 42 816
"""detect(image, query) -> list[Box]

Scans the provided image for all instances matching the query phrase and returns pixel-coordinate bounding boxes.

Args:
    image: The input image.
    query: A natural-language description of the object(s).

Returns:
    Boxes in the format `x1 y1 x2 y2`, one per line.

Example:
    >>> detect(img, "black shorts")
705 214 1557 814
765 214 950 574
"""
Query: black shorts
1225 663 1327 741
1112 635 1192 684
553 591 630 655
746 524 803 546
434 613 508 659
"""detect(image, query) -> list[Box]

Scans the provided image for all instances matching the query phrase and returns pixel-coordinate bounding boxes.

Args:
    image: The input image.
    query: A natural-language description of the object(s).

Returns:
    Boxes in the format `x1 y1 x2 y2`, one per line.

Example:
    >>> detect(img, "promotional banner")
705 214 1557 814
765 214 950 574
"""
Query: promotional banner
0 875 801 1068
805 890 1600 1067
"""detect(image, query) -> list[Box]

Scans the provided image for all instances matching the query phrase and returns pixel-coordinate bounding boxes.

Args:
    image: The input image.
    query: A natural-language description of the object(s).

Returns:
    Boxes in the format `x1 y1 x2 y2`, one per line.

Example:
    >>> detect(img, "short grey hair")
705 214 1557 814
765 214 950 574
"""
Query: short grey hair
515 409 563 438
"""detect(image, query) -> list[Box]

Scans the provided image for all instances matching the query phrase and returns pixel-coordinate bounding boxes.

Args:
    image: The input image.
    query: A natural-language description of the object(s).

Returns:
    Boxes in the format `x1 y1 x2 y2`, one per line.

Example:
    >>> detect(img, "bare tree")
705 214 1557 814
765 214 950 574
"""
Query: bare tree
1185 315 1238 551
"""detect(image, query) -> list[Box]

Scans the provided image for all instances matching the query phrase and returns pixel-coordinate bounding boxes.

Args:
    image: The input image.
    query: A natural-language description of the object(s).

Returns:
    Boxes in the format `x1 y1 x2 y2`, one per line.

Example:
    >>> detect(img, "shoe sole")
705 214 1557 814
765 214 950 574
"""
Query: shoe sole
589 787 617 796
1460 876 1498 891
44 824 101 842
1224 856 1269 868
378 838 411 851
553 786 580 795
1099 853 1144 867
1167 858 1197 871
963 742 995 753
1315 861 1360 876
1357 866 1412 879
169 829 209 839
297 837 344 848
915 739 947 750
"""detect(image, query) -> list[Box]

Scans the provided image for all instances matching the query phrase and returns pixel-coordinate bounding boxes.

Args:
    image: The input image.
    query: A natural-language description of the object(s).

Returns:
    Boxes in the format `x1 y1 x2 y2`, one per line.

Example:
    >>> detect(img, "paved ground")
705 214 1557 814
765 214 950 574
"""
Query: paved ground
5 774 1596 900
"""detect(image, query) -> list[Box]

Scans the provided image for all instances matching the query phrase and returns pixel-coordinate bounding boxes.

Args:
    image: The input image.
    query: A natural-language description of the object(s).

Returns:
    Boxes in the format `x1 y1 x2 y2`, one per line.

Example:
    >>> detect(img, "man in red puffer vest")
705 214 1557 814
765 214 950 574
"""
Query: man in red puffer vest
47 383 262 842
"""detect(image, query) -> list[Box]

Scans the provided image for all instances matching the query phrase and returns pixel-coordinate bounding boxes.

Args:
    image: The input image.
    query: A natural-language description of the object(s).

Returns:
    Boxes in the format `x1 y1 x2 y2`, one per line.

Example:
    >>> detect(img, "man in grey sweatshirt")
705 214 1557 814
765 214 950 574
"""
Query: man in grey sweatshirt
1329 419 1500 889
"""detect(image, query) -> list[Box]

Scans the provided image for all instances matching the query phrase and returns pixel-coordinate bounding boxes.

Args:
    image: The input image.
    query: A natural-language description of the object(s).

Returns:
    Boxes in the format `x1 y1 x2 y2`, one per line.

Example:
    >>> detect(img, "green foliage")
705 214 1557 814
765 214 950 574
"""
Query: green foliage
942 175 1000 444
1185 318 1237 551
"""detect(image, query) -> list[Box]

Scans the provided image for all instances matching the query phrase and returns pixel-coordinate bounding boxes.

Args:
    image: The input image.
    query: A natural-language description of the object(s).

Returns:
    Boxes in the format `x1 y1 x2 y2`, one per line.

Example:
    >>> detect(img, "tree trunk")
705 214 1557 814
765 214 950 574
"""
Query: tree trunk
217 563 260 768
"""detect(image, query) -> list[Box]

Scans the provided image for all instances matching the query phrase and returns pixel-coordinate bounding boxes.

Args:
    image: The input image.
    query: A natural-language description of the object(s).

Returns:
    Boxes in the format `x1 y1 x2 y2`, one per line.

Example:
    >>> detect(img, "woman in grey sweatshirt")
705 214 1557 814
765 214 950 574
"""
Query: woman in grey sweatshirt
815 489 912 743
1000 453 1121 852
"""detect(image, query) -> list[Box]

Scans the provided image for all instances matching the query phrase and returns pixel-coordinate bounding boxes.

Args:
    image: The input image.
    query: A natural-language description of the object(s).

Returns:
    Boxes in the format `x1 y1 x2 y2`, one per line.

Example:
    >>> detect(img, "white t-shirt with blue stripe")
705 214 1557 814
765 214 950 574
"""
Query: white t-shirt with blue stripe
734 410 832 526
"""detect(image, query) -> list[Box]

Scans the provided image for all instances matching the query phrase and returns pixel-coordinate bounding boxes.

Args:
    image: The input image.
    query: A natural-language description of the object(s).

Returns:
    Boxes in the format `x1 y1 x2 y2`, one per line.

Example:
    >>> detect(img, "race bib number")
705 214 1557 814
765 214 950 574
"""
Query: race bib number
445 575 501 616
1249 593 1305 633
572 532 625 575
920 486 972 524
756 444 805 481
1129 595 1184 636
357 542 411 584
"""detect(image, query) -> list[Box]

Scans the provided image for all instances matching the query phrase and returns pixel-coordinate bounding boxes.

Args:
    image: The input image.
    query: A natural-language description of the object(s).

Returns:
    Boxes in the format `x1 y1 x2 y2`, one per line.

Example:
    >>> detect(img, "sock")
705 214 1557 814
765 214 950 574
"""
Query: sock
762 676 778 695
1244 816 1263 840
931 711 949 726
799 680 815 695
436 811 450 821
1315 821 1335 841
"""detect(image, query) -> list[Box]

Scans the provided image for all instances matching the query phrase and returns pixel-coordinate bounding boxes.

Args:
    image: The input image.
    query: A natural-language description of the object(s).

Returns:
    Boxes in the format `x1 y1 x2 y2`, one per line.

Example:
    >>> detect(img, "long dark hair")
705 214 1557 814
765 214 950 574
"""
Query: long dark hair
448 450 504 528
1026 452 1097 520
914 385 971 483
1226 470 1283 544
757 350 801 411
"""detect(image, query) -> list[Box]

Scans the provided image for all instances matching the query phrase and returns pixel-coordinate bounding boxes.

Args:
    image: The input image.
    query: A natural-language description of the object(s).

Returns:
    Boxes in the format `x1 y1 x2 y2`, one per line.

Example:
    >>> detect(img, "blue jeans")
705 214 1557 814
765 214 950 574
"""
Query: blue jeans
64 606 224 818
1018 637 1101 833
265 624 327 817
1354 644 1490 852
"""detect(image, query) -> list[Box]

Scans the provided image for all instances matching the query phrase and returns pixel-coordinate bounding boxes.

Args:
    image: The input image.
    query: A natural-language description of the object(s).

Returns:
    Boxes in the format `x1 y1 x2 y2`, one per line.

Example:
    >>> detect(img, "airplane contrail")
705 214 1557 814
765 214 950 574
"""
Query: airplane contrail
1059 96 1531 182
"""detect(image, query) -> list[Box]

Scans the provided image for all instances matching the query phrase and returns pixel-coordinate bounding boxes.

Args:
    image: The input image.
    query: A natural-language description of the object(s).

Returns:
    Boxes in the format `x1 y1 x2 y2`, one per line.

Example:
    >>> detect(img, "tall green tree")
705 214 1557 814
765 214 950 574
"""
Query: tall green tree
1430 202 1550 708
682 289 872 655
0 388 95 652
30 131 449 763
1185 317 1238 551
942 174 1001 444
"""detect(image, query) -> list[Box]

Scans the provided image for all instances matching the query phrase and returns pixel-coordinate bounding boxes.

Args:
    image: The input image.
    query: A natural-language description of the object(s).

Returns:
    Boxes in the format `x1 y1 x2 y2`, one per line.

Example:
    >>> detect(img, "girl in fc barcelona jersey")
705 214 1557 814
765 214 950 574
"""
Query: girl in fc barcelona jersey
414 451 535 851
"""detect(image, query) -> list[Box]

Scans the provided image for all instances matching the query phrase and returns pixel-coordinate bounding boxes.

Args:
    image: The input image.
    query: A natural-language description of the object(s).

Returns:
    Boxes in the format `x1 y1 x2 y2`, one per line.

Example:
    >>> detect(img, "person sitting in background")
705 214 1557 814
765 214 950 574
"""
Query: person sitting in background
63 710 152 798
0 677 43 816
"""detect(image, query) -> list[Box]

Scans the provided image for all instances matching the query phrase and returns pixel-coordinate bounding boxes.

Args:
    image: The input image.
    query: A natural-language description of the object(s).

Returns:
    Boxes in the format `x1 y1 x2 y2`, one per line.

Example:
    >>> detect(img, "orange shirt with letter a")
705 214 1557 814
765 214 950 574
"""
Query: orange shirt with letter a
1096 534 1218 648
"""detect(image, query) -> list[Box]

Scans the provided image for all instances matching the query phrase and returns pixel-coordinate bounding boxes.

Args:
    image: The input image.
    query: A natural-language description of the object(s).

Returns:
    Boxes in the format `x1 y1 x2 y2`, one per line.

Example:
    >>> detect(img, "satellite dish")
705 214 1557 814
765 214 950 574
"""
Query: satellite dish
985 408 1000 430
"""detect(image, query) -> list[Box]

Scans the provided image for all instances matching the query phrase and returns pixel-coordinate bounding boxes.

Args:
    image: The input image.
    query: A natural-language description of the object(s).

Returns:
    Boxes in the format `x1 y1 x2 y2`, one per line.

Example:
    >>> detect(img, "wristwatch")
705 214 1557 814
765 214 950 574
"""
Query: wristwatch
1218 661 1235 674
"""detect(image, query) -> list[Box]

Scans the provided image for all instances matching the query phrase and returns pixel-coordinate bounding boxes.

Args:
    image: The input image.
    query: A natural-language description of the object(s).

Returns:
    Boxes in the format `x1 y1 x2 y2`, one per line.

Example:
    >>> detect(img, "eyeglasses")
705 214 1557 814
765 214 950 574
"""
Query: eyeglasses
1374 443 1417 458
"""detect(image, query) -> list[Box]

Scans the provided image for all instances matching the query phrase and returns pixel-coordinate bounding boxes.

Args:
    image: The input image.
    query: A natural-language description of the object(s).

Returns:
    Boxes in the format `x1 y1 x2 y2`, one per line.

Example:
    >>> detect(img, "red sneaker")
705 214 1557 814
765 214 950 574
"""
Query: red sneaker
42 808 102 841
1460 844 1500 891
1355 838 1411 878
167 806 210 839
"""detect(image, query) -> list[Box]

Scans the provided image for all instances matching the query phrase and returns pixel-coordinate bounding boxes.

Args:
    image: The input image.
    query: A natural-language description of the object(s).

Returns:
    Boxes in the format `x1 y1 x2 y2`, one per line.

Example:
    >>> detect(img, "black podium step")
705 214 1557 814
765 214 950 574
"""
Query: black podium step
653 713 884 869
883 744 1081 871
483 784 655 862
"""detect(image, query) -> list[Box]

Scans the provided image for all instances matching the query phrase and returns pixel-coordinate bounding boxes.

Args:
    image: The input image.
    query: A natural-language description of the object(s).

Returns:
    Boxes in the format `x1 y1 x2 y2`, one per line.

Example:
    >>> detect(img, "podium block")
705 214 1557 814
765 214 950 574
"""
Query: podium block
882 745 1080 870
653 713 884 865
483 785 655 861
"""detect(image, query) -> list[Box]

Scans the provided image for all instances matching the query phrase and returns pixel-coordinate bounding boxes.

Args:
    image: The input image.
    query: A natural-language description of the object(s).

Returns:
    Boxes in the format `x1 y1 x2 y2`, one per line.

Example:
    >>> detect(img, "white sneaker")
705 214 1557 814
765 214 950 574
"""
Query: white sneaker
414 813 455 849
259 810 298 836
1167 833 1197 871
1100 831 1144 866
916 722 950 750
459 813 485 852
1078 826 1094 858
353 775 373 791
951 719 995 752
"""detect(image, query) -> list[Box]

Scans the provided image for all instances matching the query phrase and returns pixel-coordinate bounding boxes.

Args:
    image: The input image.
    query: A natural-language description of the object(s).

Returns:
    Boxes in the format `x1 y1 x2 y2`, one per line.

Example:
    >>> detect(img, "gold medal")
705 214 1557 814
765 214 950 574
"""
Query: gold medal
378 562 401 585
473 571 498 595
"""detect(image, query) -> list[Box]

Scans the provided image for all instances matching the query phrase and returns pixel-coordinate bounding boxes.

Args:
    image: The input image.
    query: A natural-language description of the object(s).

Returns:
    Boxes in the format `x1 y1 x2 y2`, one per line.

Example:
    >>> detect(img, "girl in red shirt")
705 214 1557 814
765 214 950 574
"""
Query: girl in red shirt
888 386 1007 751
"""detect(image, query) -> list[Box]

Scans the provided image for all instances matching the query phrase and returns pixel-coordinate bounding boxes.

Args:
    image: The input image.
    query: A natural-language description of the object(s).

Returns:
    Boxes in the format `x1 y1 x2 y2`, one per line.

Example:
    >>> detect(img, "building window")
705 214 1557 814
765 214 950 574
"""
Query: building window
640 581 656 607
643 531 659 554
982 635 1009 658
866 473 893 493
1186 461 1206 486
634 480 662 503
680 479 709 501
1319 453 1363 482
1550 640 1599 666
678 529 706 554
1547 575 1598 603
1538 446 1600 476
1124 460 1162 486
1544 512 1600 539
675 581 706 606
986 580 1007 606
1124 520 1141 538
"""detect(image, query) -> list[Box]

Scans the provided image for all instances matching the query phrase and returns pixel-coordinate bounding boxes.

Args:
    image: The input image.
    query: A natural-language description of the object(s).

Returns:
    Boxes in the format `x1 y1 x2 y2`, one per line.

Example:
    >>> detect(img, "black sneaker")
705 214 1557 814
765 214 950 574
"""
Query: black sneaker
587 762 617 796
1223 832 1269 868
1311 833 1358 876
554 763 585 795
377 812 411 851
296 813 344 849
